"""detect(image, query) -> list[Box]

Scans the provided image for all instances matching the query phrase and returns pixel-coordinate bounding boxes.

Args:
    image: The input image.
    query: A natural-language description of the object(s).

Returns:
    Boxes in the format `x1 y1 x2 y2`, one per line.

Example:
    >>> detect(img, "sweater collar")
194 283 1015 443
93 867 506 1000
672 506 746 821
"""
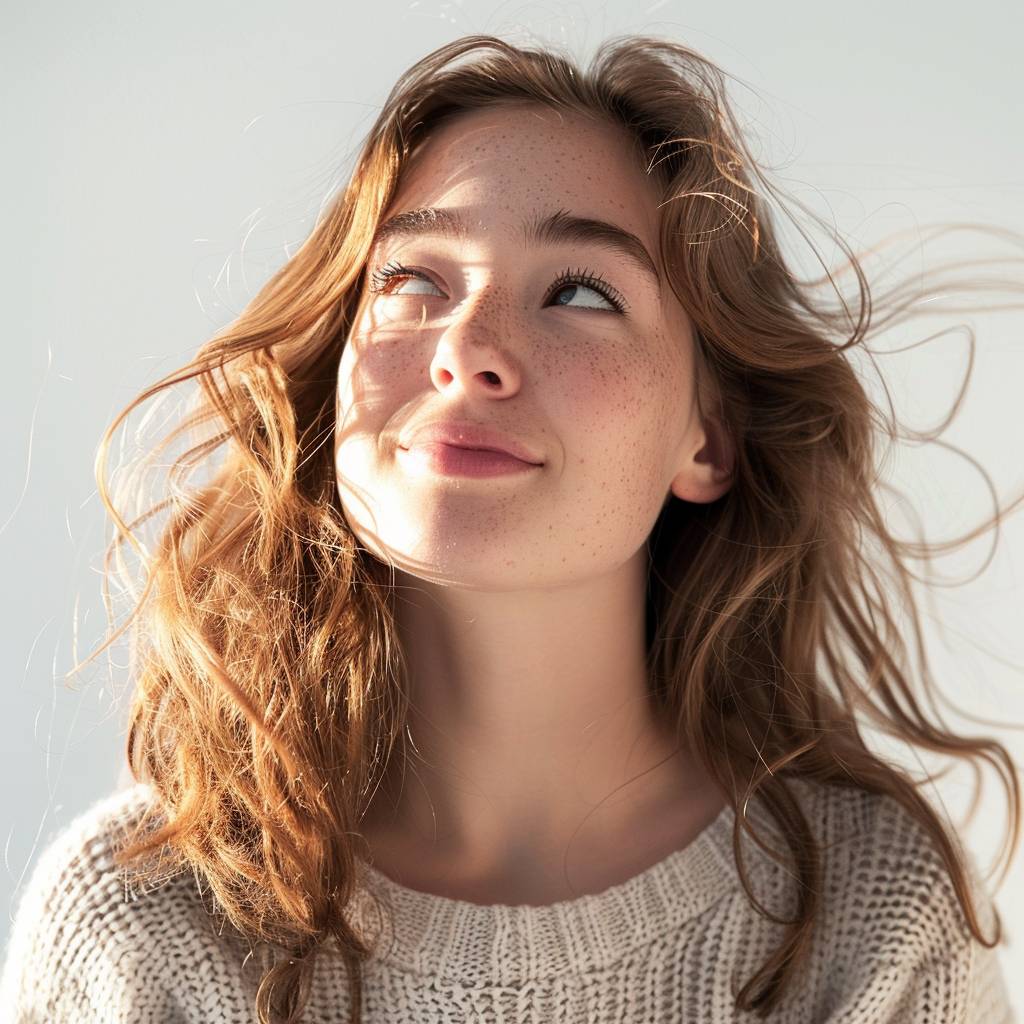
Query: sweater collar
347 799 747 984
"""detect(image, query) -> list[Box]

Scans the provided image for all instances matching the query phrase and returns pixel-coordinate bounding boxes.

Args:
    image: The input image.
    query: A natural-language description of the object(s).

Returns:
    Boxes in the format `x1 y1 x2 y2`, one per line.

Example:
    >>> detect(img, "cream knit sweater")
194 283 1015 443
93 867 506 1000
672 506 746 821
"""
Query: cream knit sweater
0 776 1016 1023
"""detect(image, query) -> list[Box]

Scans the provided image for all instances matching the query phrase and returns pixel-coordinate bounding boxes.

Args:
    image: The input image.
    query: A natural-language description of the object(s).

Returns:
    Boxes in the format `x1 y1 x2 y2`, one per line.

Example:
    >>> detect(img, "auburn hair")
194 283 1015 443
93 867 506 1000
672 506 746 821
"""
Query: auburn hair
79 32 1021 1023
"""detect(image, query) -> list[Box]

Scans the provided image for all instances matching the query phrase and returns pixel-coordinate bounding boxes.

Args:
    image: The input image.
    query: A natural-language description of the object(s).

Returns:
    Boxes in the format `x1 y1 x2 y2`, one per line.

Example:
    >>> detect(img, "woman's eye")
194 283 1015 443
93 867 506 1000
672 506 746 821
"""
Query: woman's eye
369 265 442 297
368 261 627 314
545 265 626 313
547 281 619 312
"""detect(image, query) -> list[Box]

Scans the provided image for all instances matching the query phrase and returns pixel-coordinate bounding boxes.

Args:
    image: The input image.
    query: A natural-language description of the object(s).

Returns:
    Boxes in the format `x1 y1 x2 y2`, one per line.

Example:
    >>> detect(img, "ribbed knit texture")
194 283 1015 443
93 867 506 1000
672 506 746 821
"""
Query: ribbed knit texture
1 776 1016 1023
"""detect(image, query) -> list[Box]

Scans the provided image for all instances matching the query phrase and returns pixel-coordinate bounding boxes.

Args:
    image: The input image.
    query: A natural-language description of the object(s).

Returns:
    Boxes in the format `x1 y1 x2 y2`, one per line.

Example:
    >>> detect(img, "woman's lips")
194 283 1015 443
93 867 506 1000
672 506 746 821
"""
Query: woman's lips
399 420 543 465
397 442 541 478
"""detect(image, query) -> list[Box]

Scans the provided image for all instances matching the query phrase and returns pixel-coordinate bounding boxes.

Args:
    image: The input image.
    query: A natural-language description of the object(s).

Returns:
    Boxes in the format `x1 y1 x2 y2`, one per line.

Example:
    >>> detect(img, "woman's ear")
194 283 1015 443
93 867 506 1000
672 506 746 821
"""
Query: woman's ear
670 407 736 505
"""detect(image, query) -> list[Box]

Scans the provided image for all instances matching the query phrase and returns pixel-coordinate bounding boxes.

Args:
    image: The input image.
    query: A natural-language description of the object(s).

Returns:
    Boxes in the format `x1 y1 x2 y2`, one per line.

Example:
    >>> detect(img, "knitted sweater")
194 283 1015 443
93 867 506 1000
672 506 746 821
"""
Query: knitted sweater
0 777 1016 1023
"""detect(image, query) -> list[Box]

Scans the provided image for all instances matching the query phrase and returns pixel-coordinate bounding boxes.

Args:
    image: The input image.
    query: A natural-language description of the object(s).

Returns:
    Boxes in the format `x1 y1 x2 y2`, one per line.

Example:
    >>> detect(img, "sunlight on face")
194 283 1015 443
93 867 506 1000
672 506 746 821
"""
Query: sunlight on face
334 102 702 590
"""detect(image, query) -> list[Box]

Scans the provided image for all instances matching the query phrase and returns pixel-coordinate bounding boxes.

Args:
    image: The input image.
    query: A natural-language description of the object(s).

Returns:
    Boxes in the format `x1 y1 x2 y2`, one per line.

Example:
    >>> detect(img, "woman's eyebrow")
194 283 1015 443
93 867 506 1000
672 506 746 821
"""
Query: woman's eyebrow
369 206 661 291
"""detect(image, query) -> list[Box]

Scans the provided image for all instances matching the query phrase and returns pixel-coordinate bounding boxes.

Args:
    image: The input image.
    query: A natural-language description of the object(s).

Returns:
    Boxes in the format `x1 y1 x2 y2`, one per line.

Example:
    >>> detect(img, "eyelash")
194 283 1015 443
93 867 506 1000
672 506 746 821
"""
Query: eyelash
367 260 628 314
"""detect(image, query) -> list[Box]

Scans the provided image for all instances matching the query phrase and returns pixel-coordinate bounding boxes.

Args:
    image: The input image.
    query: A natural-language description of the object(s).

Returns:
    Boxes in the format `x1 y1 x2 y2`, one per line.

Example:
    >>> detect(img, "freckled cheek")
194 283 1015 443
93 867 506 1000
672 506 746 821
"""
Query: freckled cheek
559 348 672 490
338 332 422 403
556 345 661 428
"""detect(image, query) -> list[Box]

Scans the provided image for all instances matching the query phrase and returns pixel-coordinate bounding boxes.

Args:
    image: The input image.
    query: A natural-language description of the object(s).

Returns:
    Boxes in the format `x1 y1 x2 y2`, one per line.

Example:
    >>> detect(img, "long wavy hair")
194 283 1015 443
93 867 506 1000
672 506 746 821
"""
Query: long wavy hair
80 32 1022 1024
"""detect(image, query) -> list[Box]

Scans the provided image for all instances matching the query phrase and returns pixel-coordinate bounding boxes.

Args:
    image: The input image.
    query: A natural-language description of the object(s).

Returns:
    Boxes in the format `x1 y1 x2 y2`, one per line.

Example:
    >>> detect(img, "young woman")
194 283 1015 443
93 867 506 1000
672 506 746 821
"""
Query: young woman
2 32 1020 1024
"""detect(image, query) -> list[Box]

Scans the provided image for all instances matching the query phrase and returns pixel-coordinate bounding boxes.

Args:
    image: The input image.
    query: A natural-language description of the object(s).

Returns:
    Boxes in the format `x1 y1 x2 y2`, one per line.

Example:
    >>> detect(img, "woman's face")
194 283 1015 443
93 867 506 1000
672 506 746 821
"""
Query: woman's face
335 102 705 588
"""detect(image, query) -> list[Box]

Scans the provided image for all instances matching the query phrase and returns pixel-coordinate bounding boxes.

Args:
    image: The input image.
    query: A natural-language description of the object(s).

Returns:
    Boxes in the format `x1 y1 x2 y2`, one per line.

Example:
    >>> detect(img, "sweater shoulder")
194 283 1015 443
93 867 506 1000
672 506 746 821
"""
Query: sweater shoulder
740 778 1013 1021
785 777 1000 948
3 784 157 937
792 778 1011 1018
5 783 175 931
826 779 999 951
0 784 231 1022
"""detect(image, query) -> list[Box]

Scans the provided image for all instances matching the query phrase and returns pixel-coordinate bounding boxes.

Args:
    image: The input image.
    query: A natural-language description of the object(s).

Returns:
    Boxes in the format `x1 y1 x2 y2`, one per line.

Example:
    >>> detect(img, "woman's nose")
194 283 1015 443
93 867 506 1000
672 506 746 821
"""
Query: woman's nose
427 292 523 397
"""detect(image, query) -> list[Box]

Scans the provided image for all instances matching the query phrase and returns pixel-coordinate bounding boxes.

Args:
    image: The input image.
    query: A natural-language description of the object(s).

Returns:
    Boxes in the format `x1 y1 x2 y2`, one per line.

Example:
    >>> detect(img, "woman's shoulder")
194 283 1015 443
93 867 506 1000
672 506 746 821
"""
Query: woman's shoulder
773 776 1012 1020
4 783 188 931
0 783 246 1022
3 783 155 929
733 777 1002 968
785 775 999 934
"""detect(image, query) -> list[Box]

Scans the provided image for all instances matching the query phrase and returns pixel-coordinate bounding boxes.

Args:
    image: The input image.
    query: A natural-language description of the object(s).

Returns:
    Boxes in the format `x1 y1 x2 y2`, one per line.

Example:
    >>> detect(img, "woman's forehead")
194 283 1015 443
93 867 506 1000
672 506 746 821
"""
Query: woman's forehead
387 105 661 245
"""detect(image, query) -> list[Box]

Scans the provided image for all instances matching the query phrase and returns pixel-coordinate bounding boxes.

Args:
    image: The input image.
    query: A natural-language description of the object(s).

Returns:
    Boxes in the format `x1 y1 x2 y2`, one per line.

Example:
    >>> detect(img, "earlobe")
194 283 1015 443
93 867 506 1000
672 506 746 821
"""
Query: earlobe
670 415 736 505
